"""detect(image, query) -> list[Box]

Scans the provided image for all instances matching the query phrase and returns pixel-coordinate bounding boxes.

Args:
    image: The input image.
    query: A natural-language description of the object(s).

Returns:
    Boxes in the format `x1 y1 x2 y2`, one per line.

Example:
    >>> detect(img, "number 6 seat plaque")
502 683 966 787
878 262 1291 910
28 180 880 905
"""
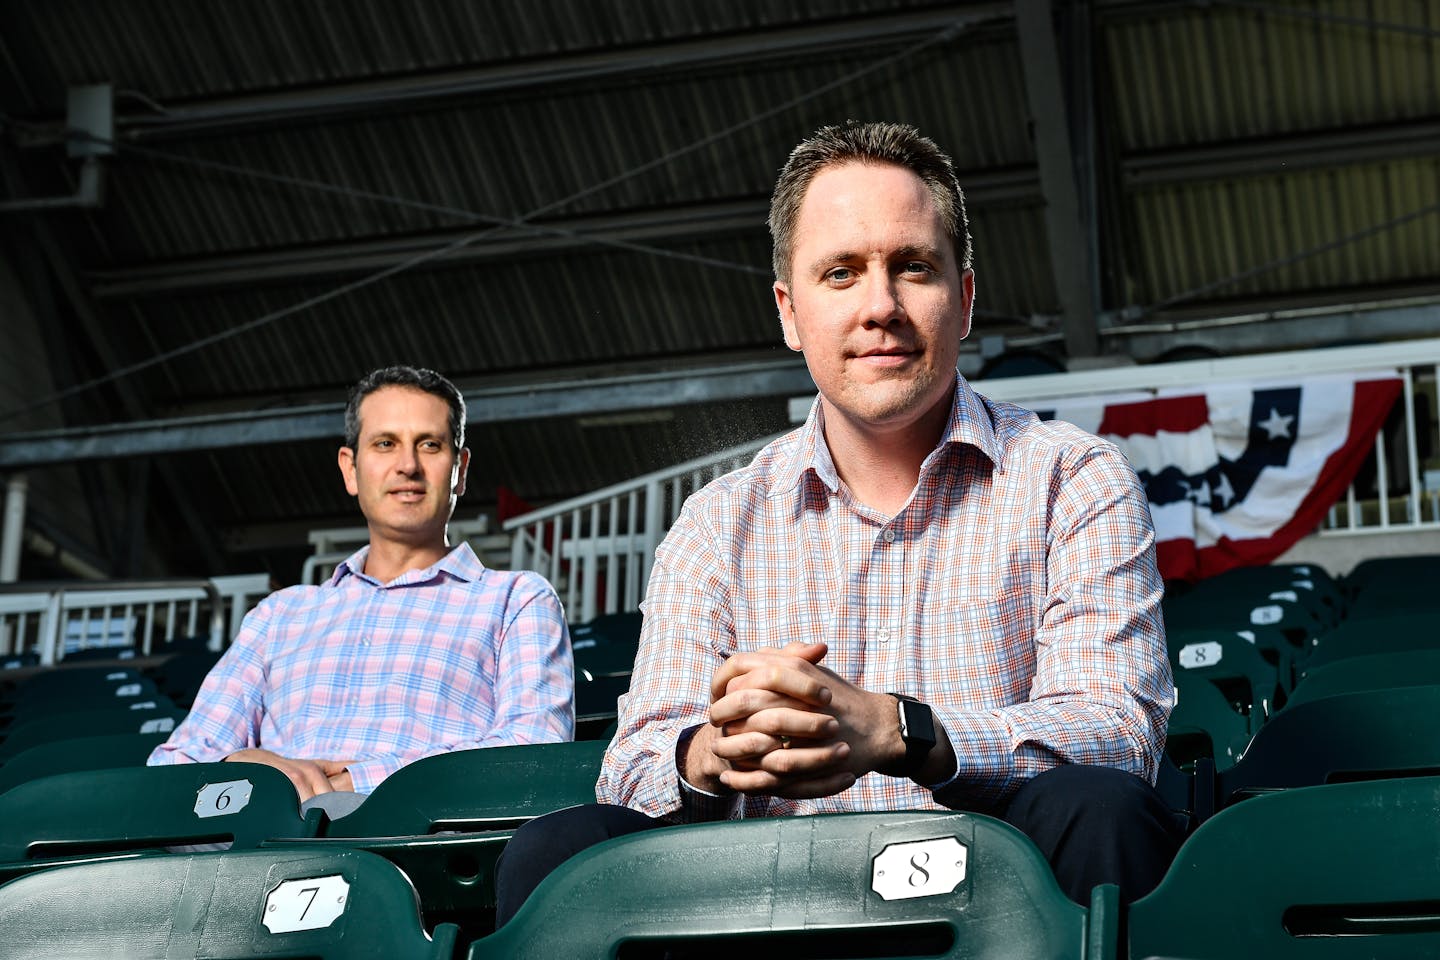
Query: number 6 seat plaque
262 875 350 934
194 779 254 818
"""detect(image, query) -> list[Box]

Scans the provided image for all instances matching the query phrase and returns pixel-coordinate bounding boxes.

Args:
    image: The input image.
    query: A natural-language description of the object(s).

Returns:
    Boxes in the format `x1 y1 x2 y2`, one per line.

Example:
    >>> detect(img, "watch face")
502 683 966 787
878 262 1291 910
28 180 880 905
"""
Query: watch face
900 699 936 746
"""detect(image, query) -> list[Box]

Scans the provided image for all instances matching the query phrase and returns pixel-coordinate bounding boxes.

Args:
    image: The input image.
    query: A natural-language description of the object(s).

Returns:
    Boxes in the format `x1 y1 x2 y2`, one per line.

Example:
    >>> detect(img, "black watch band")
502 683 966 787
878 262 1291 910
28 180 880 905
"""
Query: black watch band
888 693 937 779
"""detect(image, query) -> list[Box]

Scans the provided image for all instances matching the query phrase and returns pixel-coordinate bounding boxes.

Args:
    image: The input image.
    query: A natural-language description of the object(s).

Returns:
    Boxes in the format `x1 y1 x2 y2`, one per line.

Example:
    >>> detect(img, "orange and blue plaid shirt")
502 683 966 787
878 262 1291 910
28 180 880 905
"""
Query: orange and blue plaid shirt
149 543 573 792
598 375 1172 820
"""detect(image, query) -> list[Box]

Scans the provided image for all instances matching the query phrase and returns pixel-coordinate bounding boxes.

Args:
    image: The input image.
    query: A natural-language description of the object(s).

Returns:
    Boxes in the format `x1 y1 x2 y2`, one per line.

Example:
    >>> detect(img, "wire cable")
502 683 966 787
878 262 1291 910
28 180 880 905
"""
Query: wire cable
1137 199 1440 318
0 15 995 425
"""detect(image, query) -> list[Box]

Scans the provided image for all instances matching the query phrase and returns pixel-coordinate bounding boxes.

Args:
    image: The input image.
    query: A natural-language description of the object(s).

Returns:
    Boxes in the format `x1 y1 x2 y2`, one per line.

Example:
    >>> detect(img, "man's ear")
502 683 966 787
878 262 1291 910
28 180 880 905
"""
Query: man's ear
958 269 976 341
775 280 802 352
452 447 471 498
338 446 359 496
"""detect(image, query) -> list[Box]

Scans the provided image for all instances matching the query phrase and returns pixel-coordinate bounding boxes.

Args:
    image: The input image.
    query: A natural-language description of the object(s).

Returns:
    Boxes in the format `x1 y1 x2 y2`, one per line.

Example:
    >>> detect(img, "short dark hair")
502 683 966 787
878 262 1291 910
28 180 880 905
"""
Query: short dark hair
343 366 466 452
767 120 972 283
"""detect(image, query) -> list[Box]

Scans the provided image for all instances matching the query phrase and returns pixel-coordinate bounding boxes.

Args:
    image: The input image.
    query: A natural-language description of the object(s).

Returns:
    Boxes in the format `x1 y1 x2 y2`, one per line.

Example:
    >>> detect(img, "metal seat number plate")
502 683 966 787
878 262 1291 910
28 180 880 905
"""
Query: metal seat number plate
194 778 253 818
263 875 349 934
871 836 967 901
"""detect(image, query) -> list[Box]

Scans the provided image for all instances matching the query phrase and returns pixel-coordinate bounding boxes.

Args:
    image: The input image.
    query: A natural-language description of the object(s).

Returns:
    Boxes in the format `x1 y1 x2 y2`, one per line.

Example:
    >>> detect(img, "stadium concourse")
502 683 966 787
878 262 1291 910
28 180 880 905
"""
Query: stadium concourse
1 556 1439 957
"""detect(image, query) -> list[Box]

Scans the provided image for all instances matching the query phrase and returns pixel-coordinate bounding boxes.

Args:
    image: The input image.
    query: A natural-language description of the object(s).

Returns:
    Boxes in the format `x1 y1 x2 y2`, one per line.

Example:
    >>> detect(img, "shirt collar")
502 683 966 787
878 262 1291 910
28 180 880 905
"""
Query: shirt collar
775 373 1005 496
329 541 485 587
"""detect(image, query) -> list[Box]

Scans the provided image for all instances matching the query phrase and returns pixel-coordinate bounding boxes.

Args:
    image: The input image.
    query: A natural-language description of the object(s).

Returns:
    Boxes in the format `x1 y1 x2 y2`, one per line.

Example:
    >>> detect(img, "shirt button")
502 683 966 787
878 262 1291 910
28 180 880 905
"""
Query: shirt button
883 528 896 543
361 637 370 646
877 628 891 643
350 696 360 706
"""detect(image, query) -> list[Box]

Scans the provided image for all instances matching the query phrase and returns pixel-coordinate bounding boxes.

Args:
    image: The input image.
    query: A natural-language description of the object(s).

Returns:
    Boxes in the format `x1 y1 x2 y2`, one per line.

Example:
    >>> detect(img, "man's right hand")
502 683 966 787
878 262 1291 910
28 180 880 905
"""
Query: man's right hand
682 641 858 799
224 748 341 802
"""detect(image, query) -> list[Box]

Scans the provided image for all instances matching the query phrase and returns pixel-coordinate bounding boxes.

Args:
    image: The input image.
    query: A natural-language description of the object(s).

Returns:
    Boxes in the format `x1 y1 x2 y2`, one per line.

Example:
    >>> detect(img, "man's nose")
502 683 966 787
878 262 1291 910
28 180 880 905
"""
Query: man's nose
395 445 421 474
859 274 905 327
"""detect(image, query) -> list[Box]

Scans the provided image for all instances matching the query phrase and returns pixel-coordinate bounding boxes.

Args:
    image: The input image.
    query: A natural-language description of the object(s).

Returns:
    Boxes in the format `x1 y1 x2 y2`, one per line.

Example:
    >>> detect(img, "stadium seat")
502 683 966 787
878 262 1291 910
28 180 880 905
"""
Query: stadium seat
0 847 458 959
0 761 322 886
2 682 170 727
146 648 223 708
263 740 608 938
0 730 170 796
1164 572 1331 650
1166 675 1251 773
1303 612 1440 671
468 810 1113 959
1343 553 1440 600
1 665 152 705
60 643 140 663
1286 649 1440 708
1168 628 1287 726
0 704 186 760
1128 776 1440 958
1192 685 1440 824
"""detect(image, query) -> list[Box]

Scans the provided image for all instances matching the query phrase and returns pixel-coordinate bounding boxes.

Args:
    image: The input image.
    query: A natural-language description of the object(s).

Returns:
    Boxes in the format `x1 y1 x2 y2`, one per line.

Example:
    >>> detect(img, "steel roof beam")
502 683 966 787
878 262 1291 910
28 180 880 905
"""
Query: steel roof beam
85 170 1040 299
1016 0 1100 357
15 5 1014 145
0 359 815 468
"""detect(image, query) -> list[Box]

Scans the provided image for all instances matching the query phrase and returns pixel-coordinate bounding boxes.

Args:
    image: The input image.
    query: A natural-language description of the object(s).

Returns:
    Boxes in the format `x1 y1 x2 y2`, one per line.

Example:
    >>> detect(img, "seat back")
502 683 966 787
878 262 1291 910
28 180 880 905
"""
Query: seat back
1287 649 1440 708
1129 776 1440 958
1304 613 1440 670
0 731 170 797
469 810 1102 960
1169 628 1286 726
0 705 186 759
323 739 607 838
0 847 458 959
1205 685 1440 820
0 761 319 866
1167 674 1251 773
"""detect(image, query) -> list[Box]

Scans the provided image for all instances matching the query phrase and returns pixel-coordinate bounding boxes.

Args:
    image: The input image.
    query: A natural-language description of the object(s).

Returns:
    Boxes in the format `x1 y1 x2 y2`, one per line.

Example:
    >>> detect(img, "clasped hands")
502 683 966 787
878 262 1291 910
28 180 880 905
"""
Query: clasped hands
224 748 354 801
682 640 903 800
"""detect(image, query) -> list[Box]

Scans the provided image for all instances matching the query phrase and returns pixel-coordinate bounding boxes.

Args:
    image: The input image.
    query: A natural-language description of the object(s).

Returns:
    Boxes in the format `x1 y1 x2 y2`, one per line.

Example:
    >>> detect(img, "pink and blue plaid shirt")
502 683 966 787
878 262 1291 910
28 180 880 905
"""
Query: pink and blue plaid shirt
598 374 1172 821
149 542 573 792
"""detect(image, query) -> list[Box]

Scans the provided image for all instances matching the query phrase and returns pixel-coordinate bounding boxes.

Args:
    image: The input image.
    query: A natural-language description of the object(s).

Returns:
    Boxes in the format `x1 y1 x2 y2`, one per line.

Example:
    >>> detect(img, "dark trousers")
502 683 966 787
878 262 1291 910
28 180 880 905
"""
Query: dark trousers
494 764 1187 926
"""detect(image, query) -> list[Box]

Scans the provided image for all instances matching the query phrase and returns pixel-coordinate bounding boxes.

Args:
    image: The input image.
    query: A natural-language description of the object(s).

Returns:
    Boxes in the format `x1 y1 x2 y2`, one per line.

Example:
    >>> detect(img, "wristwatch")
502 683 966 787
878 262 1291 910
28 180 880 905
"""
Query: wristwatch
888 693 936 779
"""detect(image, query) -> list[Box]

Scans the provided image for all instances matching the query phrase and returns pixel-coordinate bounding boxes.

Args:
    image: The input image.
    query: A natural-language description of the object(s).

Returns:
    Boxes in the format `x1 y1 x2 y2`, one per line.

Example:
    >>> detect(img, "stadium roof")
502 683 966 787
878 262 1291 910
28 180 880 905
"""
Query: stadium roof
0 0 1436 578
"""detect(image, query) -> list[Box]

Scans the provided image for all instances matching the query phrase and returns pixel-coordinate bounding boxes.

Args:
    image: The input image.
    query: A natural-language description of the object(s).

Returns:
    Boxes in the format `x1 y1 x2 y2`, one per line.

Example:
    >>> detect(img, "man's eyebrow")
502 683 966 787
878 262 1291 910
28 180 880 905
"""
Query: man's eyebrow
805 251 858 275
894 243 945 261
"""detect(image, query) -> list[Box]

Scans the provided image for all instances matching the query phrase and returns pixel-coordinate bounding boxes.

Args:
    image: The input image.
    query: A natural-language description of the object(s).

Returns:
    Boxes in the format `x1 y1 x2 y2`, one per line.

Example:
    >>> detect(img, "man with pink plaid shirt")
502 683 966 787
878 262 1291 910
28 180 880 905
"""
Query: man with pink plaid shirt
496 122 1183 920
149 366 573 806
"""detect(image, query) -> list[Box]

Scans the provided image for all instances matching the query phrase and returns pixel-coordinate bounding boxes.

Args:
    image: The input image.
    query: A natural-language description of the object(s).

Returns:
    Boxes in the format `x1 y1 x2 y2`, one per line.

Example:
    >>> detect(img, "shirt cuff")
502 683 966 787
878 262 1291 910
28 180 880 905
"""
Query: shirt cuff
674 724 740 821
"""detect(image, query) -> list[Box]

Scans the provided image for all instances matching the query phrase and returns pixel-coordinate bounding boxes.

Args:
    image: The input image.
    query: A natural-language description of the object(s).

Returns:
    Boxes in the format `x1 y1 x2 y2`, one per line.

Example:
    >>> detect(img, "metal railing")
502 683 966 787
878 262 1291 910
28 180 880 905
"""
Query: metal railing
0 579 218 666
506 338 1440 617
503 439 769 623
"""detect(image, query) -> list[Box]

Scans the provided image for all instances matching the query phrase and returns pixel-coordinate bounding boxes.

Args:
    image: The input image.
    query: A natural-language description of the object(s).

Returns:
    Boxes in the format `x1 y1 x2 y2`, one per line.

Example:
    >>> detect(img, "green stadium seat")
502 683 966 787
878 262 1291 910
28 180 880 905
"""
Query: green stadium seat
0 847 458 959
0 761 322 887
0 731 170 797
264 740 608 940
1287 649 1440 709
1193 685 1440 824
1128 776 1440 959
468 810 1113 960
1166 675 1251 774
1168 628 1287 727
1 665 153 706
1343 553 1440 600
1304 613 1440 671
0 704 186 760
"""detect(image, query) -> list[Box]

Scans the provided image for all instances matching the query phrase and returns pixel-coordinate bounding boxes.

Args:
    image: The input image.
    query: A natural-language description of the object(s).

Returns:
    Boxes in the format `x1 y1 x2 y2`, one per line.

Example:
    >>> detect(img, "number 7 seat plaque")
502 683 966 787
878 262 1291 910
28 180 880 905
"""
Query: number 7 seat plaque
263 875 350 934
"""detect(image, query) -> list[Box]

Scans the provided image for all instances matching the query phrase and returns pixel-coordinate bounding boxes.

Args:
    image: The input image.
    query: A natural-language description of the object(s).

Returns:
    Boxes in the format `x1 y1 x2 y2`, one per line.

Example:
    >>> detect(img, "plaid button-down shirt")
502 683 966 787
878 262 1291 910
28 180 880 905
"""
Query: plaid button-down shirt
149 543 573 792
597 375 1171 820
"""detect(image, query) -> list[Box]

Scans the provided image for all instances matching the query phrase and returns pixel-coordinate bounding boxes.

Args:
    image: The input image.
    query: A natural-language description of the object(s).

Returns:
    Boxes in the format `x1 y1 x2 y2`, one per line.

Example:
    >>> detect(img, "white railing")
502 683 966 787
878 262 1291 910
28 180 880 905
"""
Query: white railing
503 438 773 623
504 339 1440 617
301 516 511 585
0 578 230 667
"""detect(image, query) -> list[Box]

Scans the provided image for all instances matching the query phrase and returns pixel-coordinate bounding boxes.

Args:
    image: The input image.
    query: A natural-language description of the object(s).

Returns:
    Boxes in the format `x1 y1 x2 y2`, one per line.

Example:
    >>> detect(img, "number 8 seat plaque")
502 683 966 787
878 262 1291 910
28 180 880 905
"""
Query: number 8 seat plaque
262 875 349 934
871 836 968 901
194 779 253 818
